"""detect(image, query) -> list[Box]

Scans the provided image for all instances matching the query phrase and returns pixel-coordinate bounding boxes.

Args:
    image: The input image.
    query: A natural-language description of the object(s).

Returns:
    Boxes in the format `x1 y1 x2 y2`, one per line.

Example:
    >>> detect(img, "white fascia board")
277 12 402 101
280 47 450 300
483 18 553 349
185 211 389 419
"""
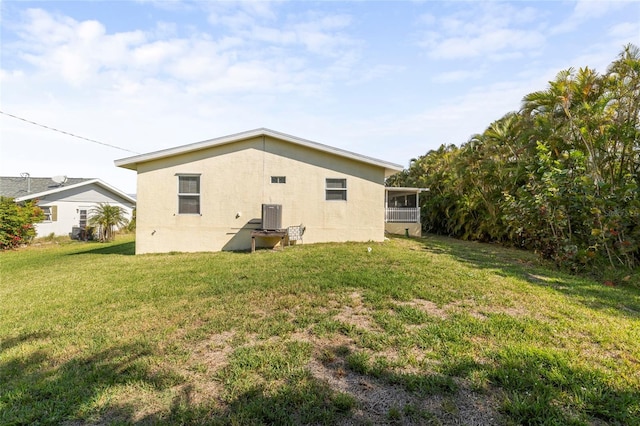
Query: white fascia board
92 179 137 204
115 128 404 174
385 187 429 192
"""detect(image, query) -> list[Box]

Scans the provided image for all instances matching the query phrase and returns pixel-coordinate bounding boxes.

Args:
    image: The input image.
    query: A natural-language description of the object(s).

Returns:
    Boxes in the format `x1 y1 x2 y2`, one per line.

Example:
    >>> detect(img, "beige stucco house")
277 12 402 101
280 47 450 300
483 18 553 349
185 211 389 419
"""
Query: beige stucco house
115 128 420 254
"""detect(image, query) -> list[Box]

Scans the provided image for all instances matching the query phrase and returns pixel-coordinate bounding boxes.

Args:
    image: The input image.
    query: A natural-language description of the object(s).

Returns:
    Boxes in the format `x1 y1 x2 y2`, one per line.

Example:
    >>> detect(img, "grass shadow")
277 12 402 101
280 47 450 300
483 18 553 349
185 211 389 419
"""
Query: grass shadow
0 330 52 353
127 377 355 425
1 331 358 425
69 240 135 256
214 376 354 424
0 337 182 424
416 234 640 318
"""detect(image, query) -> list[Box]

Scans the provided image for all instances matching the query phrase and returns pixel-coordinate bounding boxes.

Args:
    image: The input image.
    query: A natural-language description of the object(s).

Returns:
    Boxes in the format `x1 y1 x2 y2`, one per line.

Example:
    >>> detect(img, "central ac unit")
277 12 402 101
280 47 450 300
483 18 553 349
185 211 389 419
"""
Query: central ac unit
261 204 282 230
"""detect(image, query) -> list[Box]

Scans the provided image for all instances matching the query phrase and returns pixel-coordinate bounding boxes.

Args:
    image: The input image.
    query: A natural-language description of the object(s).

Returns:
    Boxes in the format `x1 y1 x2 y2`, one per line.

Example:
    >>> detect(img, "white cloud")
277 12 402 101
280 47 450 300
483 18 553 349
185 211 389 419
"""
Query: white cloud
425 28 544 60
212 10 256 31
132 40 185 67
608 21 640 40
573 0 625 21
13 9 147 85
247 25 297 45
134 0 196 12
291 14 355 57
0 69 25 82
417 3 546 60
206 1 278 29
551 0 628 34
18 8 77 45
6 6 364 96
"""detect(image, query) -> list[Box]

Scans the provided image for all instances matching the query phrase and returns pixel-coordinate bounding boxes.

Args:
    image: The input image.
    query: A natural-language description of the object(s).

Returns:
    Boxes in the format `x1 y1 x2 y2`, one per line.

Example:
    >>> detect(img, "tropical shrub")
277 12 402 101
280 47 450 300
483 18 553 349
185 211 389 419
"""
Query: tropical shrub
388 44 640 273
125 208 136 233
0 197 44 249
89 203 129 242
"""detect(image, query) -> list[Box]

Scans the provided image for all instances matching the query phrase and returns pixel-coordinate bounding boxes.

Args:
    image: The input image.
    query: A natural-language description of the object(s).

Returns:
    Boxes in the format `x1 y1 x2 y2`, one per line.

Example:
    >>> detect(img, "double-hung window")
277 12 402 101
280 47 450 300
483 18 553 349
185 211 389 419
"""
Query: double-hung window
79 209 88 228
178 175 201 214
325 178 347 201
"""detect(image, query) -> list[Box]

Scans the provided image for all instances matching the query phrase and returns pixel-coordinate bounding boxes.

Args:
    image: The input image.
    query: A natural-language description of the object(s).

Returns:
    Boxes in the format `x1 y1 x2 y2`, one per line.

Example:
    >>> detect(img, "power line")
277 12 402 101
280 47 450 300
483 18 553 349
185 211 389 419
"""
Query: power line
0 110 140 154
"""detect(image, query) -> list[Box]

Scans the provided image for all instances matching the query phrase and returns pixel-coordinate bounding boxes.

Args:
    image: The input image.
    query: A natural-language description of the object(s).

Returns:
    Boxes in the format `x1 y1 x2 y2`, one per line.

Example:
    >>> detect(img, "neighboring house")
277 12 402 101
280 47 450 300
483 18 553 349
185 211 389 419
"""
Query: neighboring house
0 176 136 238
114 128 419 254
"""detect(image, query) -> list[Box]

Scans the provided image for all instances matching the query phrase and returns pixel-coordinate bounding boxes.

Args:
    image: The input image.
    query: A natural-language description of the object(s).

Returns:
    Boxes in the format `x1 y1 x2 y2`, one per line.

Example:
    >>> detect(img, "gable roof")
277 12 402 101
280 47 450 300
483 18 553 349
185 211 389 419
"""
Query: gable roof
0 177 93 199
114 128 404 175
0 176 136 204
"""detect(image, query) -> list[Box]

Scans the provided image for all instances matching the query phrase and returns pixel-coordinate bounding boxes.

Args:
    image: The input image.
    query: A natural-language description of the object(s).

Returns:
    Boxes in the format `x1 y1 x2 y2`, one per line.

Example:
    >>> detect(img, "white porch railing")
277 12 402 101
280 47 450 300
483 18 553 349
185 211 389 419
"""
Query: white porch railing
385 207 420 223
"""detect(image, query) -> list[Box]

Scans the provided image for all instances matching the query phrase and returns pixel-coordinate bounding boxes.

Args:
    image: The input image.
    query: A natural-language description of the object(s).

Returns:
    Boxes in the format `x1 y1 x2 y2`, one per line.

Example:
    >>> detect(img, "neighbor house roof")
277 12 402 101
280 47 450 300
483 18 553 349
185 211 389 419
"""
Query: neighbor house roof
0 176 93 199
0 176 136 204
114 128 404 176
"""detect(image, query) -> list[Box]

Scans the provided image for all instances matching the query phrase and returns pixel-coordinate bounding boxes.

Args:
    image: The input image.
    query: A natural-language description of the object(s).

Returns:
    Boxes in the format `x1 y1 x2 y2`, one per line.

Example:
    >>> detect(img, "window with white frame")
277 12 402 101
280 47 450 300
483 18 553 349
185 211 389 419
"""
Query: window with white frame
178 175 201 214
325 178 347 201
271 176 286 184
79 209 88 228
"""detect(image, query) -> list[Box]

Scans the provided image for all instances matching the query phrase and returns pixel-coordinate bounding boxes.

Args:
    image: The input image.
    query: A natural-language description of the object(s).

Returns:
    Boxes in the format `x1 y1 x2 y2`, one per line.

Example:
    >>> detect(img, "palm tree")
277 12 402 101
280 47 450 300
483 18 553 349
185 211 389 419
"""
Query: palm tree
89 203 129 242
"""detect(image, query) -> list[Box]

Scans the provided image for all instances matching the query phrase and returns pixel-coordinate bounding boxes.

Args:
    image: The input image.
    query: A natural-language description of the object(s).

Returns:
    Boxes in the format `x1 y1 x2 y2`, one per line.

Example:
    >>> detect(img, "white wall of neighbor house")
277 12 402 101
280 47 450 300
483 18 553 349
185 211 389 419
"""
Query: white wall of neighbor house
33 184 134 237
134 136 387 254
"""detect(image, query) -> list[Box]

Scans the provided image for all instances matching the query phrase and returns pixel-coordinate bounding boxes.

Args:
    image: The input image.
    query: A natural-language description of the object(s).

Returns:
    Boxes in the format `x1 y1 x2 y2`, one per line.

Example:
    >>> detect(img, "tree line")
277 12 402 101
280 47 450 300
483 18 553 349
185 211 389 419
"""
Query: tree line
388 44 640 273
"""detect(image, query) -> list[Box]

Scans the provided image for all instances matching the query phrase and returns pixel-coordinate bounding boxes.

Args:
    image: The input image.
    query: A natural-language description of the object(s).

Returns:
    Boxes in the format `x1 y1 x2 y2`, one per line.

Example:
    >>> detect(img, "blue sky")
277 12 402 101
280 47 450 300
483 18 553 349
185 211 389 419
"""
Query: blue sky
1 1 638 193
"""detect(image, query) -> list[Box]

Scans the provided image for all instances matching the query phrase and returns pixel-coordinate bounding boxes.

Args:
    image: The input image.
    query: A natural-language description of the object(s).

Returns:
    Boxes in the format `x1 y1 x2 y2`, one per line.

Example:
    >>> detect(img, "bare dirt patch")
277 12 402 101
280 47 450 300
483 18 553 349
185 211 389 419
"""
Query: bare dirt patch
161 297 505 425
191 330 236 370
167 330 238 407
334 291 380 332
399 299 449 319
289 326 503 425
151 317 506 426
307 350 502 425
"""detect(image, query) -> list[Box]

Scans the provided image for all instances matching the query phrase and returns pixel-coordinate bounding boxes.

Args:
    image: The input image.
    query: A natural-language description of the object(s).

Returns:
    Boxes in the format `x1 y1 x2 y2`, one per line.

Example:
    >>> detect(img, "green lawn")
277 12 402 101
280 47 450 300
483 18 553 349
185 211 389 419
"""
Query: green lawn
1 235 639 425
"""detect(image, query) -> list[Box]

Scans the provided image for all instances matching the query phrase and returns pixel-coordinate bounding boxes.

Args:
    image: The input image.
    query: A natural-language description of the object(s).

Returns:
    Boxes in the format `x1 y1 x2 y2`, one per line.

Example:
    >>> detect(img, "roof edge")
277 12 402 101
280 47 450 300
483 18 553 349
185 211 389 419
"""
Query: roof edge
14 179 136 204
115 128 404 173
385 187 429 192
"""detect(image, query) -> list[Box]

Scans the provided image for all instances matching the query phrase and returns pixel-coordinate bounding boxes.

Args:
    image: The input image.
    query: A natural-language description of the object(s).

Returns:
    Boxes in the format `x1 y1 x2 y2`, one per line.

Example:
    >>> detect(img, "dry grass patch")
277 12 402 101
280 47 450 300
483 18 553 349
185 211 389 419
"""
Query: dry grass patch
307 343 502 426
398 298 449 320
334 291 380 332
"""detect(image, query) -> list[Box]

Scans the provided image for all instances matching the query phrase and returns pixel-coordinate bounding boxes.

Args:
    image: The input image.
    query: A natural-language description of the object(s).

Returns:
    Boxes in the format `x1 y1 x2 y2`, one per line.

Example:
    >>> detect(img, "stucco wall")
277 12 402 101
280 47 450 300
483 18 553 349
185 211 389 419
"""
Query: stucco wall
134 136 387 253
384 222 422 238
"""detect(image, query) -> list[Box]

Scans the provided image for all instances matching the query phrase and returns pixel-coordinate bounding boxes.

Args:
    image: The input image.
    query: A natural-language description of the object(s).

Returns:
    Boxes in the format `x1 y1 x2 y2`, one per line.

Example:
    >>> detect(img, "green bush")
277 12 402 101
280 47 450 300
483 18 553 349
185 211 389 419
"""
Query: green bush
0 197 44 249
